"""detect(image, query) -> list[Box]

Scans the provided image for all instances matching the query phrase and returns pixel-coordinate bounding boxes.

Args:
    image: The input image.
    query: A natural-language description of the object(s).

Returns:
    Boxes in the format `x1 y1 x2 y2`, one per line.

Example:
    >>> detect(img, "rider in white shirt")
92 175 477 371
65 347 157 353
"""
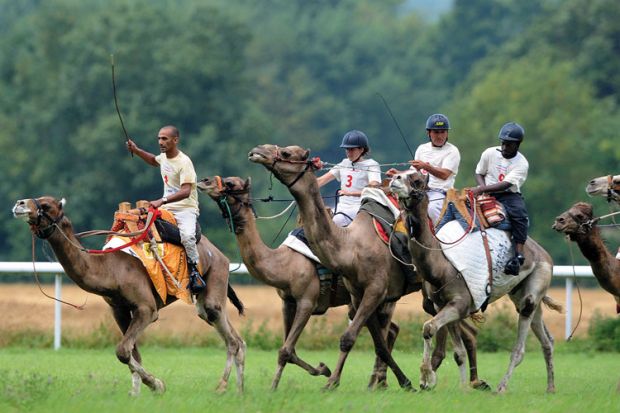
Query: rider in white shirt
317 130 382 226
387 114 461 224
471 122 529 275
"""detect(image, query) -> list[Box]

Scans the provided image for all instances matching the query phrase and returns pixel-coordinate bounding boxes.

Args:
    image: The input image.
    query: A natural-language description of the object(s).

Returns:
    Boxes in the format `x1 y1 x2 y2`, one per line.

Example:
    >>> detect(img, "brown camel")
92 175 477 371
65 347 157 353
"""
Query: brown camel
390 171 561 393
552 202 620 305
12 196 246 395
586 174 620 204
198 175 404 390
248 144 486 391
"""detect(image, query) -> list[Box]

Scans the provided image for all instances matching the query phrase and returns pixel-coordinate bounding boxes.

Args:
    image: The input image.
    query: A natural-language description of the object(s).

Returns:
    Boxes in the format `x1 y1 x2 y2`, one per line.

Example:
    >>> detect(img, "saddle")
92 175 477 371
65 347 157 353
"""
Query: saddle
105 201 199 304
435 189 511 232
109 201 201 245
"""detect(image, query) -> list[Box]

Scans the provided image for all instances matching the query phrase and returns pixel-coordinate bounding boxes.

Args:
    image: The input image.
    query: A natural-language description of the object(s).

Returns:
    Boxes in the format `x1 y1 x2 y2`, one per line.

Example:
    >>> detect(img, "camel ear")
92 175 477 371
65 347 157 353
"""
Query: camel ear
59 198 66 209
244 177 251 189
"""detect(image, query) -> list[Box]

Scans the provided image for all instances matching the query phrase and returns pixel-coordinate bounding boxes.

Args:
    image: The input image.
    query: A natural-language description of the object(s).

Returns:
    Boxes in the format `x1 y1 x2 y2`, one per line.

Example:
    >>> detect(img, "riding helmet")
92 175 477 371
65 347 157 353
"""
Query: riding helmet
425 114 450 130
340 130 369 149
498 122 525 142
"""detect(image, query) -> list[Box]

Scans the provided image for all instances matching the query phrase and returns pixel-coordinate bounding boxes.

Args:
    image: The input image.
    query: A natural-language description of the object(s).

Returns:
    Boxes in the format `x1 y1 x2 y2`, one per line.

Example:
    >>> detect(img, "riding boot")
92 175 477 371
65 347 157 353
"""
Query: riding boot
187 260 206 294
504 253 525 276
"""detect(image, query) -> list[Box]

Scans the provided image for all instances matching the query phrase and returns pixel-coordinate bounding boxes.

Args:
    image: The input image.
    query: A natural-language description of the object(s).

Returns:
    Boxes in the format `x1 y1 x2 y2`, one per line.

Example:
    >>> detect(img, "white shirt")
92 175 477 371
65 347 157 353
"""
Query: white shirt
329 158 381 209
475 146 528 193
414 142 460 191
155 151 199 212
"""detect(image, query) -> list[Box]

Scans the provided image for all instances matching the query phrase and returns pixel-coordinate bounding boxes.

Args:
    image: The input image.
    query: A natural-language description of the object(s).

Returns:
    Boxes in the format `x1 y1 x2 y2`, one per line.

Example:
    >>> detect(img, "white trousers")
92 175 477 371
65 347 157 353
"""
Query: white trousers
170 208 200 263
427 190 446 225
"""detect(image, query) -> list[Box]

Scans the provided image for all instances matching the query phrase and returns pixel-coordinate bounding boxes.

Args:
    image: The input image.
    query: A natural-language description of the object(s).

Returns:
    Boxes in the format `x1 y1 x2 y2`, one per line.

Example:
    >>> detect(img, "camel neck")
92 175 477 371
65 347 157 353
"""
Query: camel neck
46 222 114 295
405 199 444 287
574 229 620 295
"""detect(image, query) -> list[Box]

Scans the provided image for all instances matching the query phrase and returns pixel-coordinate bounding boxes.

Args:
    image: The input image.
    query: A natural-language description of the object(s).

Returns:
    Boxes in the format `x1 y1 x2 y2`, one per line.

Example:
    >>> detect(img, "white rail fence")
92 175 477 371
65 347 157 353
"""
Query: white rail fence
1 262 592 349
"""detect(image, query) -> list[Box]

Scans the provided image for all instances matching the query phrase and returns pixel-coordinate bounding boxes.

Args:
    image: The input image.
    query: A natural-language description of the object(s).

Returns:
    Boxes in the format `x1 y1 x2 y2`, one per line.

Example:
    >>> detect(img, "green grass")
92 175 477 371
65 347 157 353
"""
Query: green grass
0 347 618 413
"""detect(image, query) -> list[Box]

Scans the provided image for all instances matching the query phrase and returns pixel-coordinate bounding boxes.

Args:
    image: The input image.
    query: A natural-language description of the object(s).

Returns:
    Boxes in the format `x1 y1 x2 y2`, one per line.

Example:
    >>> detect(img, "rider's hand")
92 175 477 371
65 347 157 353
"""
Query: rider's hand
386 168 399 177
149 199 164 209
126 138 138 154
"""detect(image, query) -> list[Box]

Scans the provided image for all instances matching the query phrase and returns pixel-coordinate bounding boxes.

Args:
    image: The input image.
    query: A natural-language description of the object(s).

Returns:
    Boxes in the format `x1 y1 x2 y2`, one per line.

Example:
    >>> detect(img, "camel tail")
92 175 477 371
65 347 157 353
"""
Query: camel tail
542 295 563 314
227 283 245 316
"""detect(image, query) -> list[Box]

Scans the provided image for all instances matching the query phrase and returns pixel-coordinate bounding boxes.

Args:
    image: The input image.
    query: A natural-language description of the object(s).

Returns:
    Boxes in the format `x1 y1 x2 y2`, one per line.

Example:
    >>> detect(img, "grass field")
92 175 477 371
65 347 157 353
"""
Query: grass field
1 347 618 413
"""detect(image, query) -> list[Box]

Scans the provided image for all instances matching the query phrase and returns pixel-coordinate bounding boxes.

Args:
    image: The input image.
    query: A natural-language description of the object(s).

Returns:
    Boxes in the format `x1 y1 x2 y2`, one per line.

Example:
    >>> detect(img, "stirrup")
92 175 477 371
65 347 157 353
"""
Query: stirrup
187 263 206 294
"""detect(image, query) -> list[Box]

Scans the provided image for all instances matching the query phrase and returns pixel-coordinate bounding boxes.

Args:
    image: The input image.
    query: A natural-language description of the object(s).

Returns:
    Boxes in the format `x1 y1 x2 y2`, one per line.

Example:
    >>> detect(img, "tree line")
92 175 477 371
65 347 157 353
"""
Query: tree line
1 0 618 264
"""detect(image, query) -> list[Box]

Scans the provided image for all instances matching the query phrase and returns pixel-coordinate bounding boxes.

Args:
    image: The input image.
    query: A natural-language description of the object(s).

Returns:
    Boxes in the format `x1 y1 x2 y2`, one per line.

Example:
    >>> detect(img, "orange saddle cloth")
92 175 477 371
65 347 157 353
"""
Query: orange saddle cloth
104 204 201 304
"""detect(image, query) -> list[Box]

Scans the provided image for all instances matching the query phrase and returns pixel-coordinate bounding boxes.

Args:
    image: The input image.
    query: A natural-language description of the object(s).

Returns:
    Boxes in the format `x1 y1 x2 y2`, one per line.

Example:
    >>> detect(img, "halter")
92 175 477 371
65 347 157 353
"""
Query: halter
606 175 620 203
271 146 322 188
30 198 65 239
213 176 256 233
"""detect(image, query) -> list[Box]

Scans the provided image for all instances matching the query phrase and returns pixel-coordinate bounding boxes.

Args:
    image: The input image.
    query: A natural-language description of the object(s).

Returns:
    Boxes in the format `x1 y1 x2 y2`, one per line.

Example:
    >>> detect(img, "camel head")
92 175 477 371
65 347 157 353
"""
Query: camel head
388 169 429 210
12 196 67 238
248 144 321 188
552 202 595 239
586 174 620 204
198 176 252 230
198 176 251 204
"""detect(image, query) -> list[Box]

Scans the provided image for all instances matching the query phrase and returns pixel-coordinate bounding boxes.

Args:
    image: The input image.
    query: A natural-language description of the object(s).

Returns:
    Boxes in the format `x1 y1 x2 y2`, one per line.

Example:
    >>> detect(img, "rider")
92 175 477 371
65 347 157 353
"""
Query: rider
387 113 461 224
126 125 206 293
317 130 382 226
471 122 529 275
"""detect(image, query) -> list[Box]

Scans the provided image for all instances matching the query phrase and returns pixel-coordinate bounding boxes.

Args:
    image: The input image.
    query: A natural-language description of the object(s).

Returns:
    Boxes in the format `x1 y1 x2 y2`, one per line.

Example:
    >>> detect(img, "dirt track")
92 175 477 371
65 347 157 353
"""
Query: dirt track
0 284 617 340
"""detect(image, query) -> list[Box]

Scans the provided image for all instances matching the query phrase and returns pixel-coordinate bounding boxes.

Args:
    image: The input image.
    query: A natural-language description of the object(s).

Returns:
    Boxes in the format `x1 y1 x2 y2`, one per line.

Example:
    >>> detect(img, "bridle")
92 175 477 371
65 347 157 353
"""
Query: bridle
606 175 620 203
29 198 65 239
271 146 322 188
212 176 256 233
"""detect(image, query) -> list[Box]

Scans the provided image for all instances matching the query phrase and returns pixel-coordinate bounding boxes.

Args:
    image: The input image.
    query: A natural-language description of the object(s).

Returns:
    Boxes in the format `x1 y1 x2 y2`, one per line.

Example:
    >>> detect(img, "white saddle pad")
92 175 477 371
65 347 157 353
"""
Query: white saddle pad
437 220 527 310
281 234 321 263
360 187 401 220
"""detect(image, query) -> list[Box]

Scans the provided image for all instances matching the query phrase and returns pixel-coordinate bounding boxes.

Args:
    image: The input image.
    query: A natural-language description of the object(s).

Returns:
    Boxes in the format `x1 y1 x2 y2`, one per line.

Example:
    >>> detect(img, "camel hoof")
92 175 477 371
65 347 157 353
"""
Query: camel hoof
317 362 331 377
151 378 166 394
495 385 507 394
472 380 491 391
367 376 388 391
128 389 140 397
322 380 340 392
546 385 556 394
215 380 228 394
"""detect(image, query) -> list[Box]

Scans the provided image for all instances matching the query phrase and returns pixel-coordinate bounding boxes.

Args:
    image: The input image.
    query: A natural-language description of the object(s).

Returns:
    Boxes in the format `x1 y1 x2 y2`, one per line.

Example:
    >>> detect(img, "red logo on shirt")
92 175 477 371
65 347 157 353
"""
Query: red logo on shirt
164 175 169 185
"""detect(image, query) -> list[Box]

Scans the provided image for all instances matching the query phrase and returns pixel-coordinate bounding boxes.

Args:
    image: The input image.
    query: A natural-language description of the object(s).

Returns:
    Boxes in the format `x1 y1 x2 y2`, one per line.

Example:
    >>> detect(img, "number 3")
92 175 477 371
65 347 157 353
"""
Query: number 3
345 175 353 188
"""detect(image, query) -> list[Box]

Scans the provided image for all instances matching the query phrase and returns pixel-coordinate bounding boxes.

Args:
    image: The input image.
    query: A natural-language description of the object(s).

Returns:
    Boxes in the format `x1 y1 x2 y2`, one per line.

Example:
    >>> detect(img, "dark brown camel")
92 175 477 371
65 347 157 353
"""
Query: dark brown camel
552 202 620 308
198 175 406 390
586 174 620 204
12 196 246 395
390 171 561 393
248 144 486 391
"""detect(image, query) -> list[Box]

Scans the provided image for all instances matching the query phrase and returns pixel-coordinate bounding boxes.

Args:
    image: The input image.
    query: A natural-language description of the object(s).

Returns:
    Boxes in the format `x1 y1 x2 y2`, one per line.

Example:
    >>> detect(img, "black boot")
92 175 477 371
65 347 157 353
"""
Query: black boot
187 260 206 294
504 253 525 276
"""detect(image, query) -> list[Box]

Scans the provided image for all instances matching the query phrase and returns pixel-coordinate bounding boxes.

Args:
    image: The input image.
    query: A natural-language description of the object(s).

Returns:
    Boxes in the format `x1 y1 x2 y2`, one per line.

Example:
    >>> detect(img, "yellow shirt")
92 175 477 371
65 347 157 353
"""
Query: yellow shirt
155 151 199 212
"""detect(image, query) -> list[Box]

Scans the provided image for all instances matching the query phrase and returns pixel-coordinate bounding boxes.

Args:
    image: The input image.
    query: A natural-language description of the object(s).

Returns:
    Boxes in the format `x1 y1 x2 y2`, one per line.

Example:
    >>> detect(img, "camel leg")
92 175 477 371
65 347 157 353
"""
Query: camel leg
363 311 413 391
110 304 164 396
496 306 535 394
458 320 489 390
367 302 398 390
446 323 468 388
196 298 246 393
323 289 410 391
272 298 330 390
529 306 556 393
420 302 465 390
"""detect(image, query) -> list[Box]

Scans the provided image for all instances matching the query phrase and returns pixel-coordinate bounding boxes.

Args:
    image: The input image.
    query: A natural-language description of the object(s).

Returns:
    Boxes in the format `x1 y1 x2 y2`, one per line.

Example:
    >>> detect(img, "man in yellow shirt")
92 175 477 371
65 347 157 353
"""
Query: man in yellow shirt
126 125 205 293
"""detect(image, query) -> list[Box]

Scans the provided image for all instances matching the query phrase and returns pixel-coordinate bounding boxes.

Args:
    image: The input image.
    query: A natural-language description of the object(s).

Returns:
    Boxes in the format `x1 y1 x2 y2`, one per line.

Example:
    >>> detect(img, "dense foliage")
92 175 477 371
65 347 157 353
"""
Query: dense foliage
1 0 619 263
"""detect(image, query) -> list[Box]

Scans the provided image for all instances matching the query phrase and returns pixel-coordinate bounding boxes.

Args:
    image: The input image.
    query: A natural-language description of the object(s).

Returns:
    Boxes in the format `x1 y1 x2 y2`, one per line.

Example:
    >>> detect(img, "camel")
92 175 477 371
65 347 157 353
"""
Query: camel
586 174 620 204
12 196 246 395
390 171 561 393
198 175 403 390
552 202 620 306
248 144 486 391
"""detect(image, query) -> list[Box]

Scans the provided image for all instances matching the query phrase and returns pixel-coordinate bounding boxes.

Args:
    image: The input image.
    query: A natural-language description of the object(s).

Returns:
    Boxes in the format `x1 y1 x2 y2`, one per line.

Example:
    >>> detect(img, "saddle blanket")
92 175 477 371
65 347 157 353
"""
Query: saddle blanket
361 187 401 221
103 234 193 305
281 234 321 263
437 220 528 310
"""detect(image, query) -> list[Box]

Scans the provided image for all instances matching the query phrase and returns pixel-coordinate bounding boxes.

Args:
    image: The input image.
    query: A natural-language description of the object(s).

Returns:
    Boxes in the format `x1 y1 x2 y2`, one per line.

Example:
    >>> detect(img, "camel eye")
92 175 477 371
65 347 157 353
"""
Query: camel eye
225 181 235 189
281 151 291 159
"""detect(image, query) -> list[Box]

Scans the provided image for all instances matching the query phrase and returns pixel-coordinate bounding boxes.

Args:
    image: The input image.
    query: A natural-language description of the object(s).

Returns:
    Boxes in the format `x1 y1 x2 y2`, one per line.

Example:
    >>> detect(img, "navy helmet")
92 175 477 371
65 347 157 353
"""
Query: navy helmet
340 130 369 149
498 122 524 142
425 114 450 130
